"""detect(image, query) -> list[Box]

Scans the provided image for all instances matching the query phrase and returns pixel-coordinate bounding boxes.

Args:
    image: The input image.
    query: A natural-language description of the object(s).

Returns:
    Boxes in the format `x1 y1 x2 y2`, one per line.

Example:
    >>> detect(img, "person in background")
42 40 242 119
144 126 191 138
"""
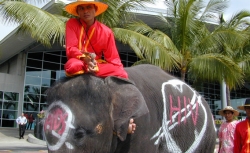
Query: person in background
16 112 27 139
64 0 135 134
234 98 250 153
26 113 34 130
218 106 239 153
24 113 29 129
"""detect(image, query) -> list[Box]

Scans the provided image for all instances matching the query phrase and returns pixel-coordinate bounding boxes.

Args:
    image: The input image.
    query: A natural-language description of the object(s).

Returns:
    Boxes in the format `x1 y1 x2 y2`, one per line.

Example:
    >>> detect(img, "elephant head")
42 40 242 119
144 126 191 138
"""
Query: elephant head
43 75 149 153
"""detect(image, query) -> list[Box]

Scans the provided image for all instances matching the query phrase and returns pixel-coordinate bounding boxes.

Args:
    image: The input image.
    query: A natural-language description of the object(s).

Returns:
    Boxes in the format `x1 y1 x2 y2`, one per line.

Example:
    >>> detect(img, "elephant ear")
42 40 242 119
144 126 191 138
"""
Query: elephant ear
105 76 149 141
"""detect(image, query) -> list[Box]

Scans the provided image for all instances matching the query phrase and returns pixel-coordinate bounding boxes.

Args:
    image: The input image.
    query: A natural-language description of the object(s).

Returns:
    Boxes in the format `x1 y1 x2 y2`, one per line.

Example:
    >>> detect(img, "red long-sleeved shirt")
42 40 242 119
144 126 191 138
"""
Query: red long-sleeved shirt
234 119 250 153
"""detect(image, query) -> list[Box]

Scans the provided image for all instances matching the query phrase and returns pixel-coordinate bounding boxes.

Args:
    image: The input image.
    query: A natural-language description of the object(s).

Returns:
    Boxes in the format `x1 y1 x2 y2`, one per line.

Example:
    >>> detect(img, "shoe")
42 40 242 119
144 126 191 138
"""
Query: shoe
19 137 21 139
22 137 24 139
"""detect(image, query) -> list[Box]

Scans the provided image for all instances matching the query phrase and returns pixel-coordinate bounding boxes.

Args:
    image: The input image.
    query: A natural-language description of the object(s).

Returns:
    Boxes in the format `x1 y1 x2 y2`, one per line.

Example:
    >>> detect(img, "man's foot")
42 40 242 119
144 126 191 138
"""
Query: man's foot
127 118 136 134
19 137 21 139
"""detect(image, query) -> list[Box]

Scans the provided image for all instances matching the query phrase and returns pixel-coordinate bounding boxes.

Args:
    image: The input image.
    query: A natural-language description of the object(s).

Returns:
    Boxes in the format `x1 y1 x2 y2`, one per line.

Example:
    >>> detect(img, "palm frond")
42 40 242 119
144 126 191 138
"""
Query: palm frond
131 59 152 66
1 1 66 47
113 27 180 71
189 53 244 89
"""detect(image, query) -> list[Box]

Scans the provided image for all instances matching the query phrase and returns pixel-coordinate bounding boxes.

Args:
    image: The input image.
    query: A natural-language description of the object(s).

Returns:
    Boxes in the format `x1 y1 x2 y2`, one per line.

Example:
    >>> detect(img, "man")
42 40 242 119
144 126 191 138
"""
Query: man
218 106 239 153
64 0 135 134
64 0 128 78
16 113 27 139
234 98 250 153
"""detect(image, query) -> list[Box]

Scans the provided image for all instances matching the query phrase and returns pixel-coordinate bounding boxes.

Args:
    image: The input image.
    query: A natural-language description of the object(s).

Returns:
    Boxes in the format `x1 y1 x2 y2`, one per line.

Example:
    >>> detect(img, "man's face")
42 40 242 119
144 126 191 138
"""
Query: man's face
245 106 250 118
21 113 24 117
224 110 234 122
77 4 96 24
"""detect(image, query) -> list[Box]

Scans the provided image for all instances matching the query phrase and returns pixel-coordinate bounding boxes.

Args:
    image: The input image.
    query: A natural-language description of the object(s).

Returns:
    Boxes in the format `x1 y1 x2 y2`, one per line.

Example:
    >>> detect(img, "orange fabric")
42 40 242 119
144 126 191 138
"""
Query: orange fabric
234 119 250 153
64 18 128 78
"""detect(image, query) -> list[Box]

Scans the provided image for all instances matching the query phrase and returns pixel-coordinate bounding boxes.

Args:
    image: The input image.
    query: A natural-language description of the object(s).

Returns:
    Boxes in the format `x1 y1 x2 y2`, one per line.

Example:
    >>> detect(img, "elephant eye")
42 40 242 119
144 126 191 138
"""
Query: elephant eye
73 127 94 147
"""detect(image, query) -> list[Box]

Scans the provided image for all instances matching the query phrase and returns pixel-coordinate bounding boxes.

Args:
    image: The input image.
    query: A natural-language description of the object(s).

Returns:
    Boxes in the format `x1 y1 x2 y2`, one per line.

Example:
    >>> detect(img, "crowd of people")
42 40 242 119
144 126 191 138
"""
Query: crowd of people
218 98 250 153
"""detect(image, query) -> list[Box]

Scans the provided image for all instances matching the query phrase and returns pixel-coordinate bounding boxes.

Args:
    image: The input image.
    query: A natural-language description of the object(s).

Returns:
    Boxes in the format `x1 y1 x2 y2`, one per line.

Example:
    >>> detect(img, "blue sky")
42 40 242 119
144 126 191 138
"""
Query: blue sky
0 0 250 41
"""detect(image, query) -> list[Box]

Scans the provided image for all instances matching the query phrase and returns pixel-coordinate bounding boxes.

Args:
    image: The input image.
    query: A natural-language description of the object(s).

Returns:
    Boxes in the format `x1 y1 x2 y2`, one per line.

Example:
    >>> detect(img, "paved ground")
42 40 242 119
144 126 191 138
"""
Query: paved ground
0 127 47 153
0 127 219 153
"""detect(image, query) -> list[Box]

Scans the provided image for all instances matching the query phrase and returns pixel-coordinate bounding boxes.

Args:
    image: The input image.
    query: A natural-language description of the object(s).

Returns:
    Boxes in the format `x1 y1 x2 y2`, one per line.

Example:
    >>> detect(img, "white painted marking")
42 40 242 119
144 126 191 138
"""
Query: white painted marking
65 142 74 150
151 79 210 152
45 101 75 151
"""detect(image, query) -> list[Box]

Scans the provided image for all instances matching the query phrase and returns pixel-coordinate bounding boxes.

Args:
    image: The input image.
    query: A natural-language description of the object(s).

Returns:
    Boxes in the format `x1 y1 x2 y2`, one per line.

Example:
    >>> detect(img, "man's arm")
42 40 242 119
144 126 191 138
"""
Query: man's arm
103 31 123 66
65 19 86 60
234 124 241 153
24 117 27 124
16 117 20 124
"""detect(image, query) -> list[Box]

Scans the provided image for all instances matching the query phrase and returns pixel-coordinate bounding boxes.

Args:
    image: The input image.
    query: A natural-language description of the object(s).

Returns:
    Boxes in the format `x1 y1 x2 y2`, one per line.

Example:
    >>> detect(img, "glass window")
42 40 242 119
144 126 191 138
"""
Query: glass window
57 70 66 79
41 77 56 87
3 101 18 110
0 91 3 100
28 52 43 60
43 62 60 71
61 56 67 64
24 85 41 94
41 86 49 93
4 92 19 101
40 104 48 111
40 95 47 104
26 59 43 68
23 102 40 111
25 76 41 85
44 53 61 63
2 110 17 127
0 100 3 109
25 94 40 103
26 68 42 77
46 51 62 56
42 70 58 81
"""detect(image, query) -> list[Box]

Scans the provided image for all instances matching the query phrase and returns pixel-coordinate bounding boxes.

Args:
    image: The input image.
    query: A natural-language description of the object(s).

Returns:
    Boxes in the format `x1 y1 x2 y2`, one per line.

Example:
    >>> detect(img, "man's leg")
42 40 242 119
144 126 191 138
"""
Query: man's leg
65 58 86 77
19 125 22 139
21 125 26 138
96 63 128 78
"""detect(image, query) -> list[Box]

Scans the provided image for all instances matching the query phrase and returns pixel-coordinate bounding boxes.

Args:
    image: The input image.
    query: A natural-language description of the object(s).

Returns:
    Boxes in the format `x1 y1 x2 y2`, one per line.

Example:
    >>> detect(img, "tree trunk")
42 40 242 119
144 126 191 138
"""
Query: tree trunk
180 70 186 81
226 85 231 106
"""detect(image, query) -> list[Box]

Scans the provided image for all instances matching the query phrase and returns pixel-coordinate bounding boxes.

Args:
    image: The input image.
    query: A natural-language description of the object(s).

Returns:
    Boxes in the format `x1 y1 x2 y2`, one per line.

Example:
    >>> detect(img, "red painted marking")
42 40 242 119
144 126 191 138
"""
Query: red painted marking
44 108 68 135
188 98 199 126
183 96 187 124
169 95 199 126
169 95 181 124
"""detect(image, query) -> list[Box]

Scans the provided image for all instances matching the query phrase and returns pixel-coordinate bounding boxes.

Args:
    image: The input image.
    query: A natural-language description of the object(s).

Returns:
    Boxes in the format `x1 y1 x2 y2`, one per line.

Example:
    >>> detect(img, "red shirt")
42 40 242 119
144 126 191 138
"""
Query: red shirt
65 18 128 78
234 119 250 153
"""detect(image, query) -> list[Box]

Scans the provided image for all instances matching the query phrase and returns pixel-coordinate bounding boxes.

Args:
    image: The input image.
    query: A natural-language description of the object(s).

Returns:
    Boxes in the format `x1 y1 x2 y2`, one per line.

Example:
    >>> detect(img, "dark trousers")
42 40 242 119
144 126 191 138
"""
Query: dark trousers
26 122 33 130
19 124 26 137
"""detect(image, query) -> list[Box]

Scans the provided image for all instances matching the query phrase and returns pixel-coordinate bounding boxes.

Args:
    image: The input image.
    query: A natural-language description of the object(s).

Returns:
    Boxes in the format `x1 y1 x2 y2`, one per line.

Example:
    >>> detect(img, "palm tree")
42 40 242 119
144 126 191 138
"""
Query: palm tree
215 12 250 104
114 0 250 91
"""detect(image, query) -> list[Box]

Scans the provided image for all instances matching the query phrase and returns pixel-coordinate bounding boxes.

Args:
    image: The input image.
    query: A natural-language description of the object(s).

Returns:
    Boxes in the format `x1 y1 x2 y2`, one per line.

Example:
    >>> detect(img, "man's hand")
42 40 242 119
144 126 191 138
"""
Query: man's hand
87 60 98 73
81 56 98 73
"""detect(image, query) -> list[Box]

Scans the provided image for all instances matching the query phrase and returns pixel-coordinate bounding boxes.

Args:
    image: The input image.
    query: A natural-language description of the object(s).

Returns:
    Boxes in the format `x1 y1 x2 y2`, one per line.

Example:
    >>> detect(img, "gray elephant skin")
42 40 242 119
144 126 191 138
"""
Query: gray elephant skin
44 64 216 153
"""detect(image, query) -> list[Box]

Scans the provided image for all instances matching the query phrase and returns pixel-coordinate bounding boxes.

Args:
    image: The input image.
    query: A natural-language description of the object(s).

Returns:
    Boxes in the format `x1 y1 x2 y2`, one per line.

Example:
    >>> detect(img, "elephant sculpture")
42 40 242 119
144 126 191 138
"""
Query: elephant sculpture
44 64 216 153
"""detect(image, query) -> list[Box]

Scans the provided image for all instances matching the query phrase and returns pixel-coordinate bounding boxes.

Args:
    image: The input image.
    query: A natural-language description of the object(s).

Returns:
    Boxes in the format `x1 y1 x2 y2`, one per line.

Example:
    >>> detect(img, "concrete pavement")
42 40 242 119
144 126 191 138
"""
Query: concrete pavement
0 127 219 153
0 127 47 153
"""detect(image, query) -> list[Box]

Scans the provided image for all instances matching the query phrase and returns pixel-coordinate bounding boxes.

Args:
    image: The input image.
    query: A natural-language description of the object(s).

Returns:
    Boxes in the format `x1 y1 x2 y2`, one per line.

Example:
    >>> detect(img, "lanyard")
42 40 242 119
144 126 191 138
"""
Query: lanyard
78 19 96 52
